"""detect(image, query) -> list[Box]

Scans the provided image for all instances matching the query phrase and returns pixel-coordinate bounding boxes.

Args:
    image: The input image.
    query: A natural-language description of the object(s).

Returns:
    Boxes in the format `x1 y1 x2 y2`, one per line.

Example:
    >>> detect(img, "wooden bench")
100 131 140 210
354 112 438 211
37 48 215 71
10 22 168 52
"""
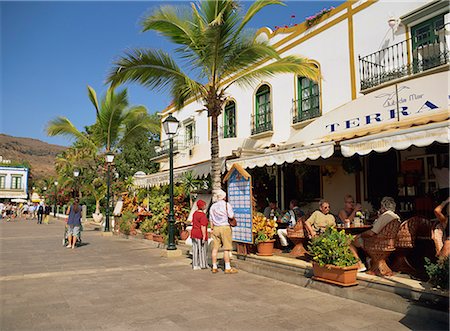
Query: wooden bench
364 219 401 276
286 216 308 257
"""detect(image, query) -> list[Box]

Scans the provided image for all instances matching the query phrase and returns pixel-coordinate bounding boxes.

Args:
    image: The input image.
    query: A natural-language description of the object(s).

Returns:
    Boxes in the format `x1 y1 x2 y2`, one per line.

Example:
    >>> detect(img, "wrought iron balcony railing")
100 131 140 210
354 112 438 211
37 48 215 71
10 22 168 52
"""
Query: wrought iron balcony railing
292 99 321 124
154 138 181 157
251 107 273 135
359 24 449 90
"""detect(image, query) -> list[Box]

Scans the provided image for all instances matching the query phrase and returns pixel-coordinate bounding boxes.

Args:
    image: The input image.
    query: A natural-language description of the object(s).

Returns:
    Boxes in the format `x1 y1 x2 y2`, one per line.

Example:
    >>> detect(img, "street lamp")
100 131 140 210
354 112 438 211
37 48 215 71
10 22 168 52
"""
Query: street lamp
73 169 80 198
53 181 58 217
163 114 179 250
105 153 115 232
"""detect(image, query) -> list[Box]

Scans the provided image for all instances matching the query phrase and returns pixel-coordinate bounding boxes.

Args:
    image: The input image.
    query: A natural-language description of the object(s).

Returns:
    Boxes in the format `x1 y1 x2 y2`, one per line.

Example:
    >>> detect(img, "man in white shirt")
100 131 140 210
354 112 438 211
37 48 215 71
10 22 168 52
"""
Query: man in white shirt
209 189 238 274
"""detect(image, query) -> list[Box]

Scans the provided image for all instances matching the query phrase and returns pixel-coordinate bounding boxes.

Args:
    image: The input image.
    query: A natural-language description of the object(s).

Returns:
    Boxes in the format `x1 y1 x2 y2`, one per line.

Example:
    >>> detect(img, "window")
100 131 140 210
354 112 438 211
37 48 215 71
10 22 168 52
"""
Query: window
411 14 446 72
11 176 22 190
294 75 320 123
223 101 236 138
184 122 196 148
252 84 272 135
0 175 5 189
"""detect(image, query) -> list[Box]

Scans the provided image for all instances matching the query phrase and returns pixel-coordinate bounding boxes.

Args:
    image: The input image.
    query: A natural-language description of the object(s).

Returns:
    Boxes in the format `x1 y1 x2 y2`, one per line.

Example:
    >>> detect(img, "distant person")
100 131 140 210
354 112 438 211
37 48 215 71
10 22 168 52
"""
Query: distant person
66 199 82 249
191 199 208 270
37 203 44 224
43 203 51 224
338 194 362 225
304 200 336 238
277 199 304 253
209 189 238 274
263 200 282 220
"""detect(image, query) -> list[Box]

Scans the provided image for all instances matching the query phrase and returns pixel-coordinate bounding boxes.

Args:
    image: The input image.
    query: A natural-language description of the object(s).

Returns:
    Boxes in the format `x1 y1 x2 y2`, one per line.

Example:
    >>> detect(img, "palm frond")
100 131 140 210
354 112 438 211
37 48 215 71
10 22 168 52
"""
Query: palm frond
46 117 96 149
238 0 283 34
87 85 100 118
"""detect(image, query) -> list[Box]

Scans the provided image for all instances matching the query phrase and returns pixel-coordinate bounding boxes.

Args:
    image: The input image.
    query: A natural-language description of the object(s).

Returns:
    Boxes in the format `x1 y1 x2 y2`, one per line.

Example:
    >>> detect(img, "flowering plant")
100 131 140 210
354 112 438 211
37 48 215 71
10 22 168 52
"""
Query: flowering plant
305 7 334 28
321 165 337 178
252 212 278 243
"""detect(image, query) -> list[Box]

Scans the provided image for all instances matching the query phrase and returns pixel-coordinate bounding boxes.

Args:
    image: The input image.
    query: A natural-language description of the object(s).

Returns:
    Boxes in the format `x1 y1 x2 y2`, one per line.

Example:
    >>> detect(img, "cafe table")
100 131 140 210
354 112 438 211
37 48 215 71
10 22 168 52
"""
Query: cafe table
336 224 372 235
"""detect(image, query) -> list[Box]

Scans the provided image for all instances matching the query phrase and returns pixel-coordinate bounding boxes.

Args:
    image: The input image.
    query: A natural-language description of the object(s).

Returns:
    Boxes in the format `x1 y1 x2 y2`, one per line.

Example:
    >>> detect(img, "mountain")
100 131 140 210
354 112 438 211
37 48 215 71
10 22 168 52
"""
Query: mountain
0 134 67 180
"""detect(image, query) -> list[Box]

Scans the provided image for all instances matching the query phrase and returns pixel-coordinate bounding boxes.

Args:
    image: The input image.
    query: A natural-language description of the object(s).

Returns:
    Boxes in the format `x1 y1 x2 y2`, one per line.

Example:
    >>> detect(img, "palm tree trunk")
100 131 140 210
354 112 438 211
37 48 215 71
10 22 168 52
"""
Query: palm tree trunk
210 113 221 192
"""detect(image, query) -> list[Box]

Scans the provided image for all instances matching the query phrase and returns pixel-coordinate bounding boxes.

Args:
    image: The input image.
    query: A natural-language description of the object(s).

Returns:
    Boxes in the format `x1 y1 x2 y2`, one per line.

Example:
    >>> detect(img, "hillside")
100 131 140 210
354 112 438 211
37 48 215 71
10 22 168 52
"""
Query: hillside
0 134 67 180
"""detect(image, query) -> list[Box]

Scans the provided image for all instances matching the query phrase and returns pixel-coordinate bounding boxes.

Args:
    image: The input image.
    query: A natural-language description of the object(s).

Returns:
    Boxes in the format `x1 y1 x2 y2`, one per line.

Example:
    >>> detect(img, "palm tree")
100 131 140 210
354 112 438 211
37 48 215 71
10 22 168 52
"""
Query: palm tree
107 0 319 192
46 86 160 155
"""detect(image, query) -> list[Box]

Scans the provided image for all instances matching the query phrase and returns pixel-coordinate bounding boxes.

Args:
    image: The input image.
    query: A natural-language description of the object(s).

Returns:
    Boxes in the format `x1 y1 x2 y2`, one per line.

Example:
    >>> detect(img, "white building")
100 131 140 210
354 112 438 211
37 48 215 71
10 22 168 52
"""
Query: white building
136 0 449 217
0 166 29 200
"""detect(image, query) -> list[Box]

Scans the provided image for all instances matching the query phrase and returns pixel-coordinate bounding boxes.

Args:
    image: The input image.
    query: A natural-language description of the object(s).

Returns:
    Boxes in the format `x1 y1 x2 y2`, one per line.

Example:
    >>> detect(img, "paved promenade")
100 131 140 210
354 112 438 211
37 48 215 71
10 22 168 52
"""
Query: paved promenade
0 218 446 330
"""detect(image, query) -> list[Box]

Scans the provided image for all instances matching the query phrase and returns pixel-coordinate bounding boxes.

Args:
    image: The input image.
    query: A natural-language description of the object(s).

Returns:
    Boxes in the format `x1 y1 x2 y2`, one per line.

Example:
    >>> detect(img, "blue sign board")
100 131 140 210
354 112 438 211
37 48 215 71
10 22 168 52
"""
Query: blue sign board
227 168 253 244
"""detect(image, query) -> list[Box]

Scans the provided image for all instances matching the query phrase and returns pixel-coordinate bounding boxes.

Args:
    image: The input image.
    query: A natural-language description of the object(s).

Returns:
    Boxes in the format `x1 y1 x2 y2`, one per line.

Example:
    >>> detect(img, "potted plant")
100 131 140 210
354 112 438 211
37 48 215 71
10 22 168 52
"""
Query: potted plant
140 217 154 240
252 212 278 256
308 227 359 286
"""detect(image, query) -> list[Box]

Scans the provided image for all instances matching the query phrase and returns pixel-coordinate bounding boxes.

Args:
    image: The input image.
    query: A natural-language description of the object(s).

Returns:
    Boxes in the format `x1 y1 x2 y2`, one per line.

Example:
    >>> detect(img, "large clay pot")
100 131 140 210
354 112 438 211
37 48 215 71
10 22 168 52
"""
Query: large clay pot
92 213 103 223
144 233 153 240
153 234 164 243
256 240 275 256
312 262 358 286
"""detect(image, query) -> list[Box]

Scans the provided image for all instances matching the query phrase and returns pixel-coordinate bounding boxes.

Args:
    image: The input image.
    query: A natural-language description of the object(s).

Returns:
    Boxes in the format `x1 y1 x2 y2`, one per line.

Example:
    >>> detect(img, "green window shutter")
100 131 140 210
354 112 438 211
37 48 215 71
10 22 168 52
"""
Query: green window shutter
224 102 236 138
254 85 271 134
296 77 320 123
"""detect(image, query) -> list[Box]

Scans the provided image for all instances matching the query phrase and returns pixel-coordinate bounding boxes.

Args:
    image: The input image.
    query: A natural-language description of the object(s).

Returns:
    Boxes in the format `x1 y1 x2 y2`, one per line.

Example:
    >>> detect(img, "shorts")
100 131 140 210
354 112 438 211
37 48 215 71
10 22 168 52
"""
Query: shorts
68 225 80 237
212 226 233 251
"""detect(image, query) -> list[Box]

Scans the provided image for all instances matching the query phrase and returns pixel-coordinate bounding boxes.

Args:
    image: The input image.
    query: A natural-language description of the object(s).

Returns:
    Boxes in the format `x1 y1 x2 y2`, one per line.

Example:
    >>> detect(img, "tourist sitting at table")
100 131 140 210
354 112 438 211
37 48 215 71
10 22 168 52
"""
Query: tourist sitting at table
434 197 449 258
263 199 282 220
277 199 304 253
304 199 336 238
349 196 400 271
338 194 362 225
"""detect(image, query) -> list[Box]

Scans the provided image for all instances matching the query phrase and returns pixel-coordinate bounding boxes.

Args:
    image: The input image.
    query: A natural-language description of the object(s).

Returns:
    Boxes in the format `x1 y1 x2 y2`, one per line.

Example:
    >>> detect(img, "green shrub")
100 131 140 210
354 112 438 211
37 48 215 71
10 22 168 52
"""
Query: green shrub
424 256 449 290
308 227 359 267
140 218 154 234
119 211 135 235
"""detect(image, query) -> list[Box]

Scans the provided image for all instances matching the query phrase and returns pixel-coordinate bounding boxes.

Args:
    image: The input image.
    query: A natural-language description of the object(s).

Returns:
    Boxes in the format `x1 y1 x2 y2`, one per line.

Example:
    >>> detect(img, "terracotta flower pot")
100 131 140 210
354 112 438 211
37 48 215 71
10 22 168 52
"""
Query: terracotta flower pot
312 262 358 286
256 240 275 256
153 234 164 243
144 233 153 240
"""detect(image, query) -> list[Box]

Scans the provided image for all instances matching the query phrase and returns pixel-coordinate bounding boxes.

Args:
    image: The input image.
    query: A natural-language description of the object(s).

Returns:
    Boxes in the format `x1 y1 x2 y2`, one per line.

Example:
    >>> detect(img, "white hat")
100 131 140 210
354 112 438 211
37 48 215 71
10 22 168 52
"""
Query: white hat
213 189 227 202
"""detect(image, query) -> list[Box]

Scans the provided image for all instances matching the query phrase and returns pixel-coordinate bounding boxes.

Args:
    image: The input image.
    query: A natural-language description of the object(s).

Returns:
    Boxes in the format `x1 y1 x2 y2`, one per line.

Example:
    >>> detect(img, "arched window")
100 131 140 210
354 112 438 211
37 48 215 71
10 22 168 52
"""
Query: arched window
223 101 236 138
294 75 320 123
252 84 272 135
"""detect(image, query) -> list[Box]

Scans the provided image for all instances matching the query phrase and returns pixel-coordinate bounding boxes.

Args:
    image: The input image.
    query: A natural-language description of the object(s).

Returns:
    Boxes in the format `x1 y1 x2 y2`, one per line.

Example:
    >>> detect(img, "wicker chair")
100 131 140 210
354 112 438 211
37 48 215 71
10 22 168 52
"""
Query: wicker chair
391 216 428 273
286 216 308 257
364 219 401 276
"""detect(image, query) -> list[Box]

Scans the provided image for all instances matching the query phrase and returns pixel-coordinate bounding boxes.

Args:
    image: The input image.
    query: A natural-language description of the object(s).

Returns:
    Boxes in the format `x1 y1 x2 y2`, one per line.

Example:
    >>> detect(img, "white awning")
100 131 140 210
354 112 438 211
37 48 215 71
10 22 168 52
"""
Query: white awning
134 161 212 188
226 141 335 170
285 71 449 148
341 121 450 157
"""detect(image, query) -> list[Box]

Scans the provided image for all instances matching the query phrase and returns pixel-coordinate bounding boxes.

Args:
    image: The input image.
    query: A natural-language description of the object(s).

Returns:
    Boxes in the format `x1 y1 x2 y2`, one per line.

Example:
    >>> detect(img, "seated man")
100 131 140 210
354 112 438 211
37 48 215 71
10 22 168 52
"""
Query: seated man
277 199 304 253
338 194 362 224
349 196 400 271
263 200 282 220
304 200 336 238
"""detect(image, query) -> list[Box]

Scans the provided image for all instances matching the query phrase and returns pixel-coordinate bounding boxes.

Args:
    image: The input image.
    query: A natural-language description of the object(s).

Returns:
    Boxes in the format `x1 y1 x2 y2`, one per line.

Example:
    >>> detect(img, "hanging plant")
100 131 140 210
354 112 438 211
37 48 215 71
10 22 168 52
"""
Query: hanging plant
305 7 334 28
342 156 362 174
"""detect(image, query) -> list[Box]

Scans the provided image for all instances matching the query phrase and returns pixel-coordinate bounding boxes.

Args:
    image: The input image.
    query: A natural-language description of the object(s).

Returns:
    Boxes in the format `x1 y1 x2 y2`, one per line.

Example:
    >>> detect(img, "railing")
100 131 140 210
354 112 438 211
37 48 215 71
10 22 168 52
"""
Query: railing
154 138 181 157
359 24 449 90
292 99 321 124
184 136 199 149
251 107 273 135
219 125 236 138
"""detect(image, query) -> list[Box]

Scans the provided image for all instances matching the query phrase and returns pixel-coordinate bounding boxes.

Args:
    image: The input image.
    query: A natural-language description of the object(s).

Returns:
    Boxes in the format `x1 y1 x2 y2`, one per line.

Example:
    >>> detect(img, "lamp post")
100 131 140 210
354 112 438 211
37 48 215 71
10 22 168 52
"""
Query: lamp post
53 181 58 217
163 114 180 250
73 169 80 198
105 153 115 232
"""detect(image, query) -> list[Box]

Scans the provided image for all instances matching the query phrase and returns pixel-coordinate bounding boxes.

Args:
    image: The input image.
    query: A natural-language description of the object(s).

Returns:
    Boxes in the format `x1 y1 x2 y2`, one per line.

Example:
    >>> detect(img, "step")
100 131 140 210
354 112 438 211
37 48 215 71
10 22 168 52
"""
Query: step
233 253 449 324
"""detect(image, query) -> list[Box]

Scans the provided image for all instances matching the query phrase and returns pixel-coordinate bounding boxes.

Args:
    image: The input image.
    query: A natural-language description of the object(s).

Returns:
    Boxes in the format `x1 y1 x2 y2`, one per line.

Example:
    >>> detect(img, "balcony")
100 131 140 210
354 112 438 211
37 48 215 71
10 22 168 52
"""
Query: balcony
154 138 181 157
292 99 320 124
251 108 273 136
359 24 449 91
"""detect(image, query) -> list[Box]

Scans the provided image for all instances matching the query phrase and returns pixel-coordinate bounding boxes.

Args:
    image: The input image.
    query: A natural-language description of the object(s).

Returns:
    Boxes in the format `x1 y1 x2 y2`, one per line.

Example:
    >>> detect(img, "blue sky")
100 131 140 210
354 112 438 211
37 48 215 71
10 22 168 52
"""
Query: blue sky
1 0 343 147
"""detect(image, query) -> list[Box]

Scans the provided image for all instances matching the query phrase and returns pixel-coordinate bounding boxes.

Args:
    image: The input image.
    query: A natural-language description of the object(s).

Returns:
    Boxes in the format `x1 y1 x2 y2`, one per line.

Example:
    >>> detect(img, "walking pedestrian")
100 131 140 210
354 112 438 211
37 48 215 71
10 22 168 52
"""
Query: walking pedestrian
37 203 44 224
66 199 82 249
43 203 51 224
209 189 238 274
191 199 208 270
